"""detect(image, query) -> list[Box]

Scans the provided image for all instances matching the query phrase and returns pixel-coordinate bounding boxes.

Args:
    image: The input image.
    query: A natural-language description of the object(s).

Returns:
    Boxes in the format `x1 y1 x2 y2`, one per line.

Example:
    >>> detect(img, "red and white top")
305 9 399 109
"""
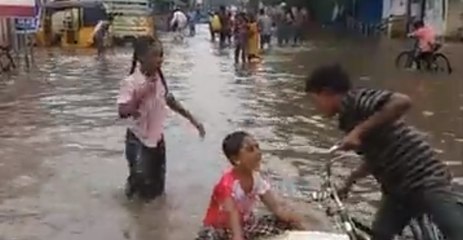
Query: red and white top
203 169 270 228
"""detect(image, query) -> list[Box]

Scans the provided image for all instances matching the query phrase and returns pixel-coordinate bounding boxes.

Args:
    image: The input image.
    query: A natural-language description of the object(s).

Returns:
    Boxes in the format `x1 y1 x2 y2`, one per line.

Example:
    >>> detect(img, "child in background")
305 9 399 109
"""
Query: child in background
407 20 437 67
234 13 248 64
196 131 307 240
247 14 261 62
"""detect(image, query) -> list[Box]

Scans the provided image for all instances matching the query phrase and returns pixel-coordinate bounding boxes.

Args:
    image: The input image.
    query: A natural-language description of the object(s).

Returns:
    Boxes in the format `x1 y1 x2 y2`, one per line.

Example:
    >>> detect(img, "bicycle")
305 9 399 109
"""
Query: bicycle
395 38 452 74
0 44 16 73
299 145 442 240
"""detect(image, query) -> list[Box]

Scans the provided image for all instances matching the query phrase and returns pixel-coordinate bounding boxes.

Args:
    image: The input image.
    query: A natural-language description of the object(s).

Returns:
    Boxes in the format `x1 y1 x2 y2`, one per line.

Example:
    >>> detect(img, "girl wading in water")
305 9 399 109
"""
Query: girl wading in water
117 36 205 200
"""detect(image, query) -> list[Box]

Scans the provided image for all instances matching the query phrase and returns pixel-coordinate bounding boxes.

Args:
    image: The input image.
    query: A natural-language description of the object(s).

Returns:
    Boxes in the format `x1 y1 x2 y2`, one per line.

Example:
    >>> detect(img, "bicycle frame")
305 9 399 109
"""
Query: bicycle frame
315 146 441 240
320 152 370 240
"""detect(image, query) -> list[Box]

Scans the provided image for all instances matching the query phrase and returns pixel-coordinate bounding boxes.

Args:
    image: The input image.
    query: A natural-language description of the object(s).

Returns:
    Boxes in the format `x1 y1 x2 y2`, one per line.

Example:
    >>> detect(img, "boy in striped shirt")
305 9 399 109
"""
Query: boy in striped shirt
304 64 463 240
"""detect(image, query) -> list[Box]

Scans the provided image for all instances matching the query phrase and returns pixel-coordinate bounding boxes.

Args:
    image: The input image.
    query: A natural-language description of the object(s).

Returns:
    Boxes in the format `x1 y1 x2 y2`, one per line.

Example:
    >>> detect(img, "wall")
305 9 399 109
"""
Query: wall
0 0 36 17
383 0 421 18
445 0 463 39
424 0 447 36
356 0 383 24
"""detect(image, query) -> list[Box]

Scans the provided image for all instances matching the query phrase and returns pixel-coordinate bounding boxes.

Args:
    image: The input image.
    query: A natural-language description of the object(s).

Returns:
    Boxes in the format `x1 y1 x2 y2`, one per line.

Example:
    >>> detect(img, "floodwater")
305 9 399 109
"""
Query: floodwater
0 25 462 239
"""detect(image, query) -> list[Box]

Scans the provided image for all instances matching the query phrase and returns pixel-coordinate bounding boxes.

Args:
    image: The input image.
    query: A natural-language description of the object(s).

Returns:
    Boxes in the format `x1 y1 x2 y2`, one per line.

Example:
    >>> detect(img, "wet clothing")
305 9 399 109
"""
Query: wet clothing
257 14 272 48
117 68 167 148
203 169 270 227
187 11 199 36
234 20 248 44
339 88 463 240
257 14 273 37
198 169 293 240
276 12 293 46
218 12 231 47
125 129 166 199
117 68 169 199
171 10 188 32
196 215 293 240
260 34 271 49
372 189 463 240
210 14 222 32
234 43 247 64
234 20 248 63
339 88 451 195
293 12 305 44
410 25 435 52
92 20 110 55
247 22 260 59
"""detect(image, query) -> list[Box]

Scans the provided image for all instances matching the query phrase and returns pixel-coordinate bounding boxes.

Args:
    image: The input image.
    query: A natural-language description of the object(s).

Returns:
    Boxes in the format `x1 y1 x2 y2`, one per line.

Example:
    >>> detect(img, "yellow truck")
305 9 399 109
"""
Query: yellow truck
103 0 154 45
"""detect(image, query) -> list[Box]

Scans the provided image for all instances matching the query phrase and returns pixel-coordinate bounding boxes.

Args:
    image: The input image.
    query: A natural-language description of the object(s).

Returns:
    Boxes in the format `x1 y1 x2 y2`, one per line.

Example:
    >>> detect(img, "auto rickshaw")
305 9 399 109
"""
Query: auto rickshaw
36 1 110 48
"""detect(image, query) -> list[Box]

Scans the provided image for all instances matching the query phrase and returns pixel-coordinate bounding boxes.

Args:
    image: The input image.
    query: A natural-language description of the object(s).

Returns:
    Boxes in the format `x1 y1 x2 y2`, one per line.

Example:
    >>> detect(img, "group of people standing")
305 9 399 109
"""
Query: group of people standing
272 3 310 47
208 6 273 64
208 4 310 64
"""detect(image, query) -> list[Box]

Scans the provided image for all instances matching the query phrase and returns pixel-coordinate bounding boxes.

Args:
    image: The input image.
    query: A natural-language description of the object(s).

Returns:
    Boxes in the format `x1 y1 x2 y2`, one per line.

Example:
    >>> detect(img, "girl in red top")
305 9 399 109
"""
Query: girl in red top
196 131 307 240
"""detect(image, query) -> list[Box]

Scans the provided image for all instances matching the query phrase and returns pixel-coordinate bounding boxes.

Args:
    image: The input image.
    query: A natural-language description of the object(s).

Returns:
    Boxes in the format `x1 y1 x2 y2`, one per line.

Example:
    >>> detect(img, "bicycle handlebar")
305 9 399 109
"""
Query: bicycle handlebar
322 144 354 208
327 144 340 154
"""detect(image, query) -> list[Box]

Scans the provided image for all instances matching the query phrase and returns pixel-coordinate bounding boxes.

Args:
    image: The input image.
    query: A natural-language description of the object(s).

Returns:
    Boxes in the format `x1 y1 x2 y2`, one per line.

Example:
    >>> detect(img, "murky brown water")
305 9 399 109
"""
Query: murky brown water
0 25 462 239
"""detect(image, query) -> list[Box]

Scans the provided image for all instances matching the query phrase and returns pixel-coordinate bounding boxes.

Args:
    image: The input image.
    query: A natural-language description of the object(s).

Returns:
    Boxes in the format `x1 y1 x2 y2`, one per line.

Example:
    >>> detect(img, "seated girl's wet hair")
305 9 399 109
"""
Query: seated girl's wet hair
222 131 250 165
129 35 164 74
305 64 352 94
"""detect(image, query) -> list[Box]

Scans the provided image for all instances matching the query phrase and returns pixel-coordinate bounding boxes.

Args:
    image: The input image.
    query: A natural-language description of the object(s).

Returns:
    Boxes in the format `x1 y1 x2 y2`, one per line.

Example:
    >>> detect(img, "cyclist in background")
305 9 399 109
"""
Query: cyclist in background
407 20 436 67
170 8 188 40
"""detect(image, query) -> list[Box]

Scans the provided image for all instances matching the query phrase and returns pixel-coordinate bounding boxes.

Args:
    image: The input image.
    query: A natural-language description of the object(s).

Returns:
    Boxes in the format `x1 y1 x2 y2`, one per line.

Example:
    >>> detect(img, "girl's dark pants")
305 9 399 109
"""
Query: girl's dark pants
125 129 166 200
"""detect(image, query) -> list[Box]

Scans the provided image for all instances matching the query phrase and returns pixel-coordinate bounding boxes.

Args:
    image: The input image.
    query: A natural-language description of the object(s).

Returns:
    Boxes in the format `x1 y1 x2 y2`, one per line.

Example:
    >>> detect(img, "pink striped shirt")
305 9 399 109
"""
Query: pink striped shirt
117 68 167 147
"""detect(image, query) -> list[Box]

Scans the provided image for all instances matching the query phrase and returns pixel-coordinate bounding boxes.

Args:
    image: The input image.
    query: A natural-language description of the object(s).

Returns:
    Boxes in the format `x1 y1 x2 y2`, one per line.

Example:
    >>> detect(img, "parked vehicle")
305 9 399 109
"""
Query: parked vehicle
103 0 154 45
36 0 110 48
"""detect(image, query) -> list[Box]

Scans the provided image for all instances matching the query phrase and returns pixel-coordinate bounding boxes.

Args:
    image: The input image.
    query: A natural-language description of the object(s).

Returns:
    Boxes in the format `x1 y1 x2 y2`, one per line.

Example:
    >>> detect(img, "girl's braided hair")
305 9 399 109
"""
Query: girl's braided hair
128 35 168 94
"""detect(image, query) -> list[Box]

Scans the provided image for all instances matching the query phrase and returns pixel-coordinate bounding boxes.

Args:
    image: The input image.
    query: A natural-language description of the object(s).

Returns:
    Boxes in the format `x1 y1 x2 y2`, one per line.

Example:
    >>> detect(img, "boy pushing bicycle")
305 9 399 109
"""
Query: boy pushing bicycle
304 64 463 240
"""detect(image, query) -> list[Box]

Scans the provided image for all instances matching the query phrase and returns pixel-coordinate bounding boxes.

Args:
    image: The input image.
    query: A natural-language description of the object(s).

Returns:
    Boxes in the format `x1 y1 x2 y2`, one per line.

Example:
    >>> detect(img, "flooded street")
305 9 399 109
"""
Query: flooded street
1 25 463 239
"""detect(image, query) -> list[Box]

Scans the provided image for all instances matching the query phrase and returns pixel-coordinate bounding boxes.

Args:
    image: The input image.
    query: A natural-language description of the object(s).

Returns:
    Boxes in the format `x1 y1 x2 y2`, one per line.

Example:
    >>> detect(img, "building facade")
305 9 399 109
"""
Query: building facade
446 0 463 39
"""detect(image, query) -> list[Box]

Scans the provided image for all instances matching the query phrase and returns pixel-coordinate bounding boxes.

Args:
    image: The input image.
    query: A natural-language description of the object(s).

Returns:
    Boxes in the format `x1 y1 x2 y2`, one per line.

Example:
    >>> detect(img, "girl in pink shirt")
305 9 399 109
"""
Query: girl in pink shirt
196 131 307 240
117 36 205 200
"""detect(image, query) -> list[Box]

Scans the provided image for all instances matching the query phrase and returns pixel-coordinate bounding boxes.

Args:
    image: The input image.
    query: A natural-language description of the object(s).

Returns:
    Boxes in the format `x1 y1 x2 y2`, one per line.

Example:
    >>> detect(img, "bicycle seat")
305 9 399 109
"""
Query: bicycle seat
432 43 442 52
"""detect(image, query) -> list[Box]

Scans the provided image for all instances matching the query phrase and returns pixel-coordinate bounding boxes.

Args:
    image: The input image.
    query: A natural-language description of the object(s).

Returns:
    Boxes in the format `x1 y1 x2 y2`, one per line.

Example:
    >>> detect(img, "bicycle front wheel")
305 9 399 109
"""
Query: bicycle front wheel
409 216 443 240
395 51 415 69
431 53 452 74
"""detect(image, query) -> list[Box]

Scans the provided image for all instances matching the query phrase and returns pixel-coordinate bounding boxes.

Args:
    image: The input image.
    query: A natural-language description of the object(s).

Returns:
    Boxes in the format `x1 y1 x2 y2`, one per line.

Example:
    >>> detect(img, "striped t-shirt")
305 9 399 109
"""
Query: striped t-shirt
338 88 452 196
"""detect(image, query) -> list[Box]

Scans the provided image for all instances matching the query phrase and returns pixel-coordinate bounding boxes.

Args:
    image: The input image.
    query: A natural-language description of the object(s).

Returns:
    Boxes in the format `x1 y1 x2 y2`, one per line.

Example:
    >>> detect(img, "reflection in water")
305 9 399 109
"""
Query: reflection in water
0 26 462 239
